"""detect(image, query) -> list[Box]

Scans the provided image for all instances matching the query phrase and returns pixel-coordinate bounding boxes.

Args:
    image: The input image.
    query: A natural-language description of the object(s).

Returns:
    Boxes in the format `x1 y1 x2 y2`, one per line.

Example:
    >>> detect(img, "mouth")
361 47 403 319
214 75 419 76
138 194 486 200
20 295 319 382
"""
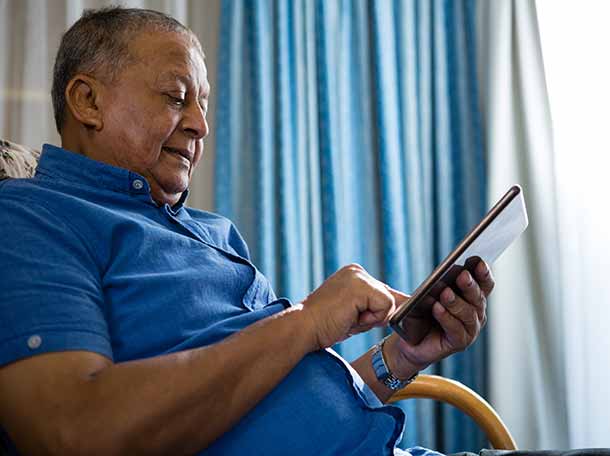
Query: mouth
162 146 194 163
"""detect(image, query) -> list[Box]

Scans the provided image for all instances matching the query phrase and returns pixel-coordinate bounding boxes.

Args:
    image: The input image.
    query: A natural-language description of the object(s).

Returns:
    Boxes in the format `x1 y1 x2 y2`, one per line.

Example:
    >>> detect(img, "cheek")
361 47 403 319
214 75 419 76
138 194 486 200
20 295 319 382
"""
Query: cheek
113 112 177 167
146 110 180 143
115 127 159 168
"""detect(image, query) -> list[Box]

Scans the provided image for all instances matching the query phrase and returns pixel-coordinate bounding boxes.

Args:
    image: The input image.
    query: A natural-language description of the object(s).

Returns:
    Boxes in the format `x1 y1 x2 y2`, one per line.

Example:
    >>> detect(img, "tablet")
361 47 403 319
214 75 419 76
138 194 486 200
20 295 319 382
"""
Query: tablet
389 185 529 345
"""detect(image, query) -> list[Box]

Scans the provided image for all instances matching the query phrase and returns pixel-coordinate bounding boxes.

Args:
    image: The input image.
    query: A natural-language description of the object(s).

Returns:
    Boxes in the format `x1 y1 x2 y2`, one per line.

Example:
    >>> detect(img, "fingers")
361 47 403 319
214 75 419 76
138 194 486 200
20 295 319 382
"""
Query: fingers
456 262 493 323
351 311 378 334
354 271 398 325
347 282 410 339
350 308 392 337
473 260 495 296
437 261 494 342
439 286 481 338
365 287 396 326
432 301 471 349
305 264 406 348
388 262 494 365
455 270 486 319
357 311 378 327
384 284 410 303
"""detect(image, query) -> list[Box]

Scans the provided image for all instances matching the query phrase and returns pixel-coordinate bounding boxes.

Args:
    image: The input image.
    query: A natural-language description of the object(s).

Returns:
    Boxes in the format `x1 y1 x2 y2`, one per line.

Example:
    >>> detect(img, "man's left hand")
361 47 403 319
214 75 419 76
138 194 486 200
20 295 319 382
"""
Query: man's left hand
385 260 495 379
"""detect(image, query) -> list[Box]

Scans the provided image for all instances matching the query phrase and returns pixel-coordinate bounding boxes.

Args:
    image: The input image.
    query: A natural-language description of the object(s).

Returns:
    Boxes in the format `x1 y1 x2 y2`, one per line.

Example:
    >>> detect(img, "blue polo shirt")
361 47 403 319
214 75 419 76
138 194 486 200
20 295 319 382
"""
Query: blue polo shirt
0 144 407 455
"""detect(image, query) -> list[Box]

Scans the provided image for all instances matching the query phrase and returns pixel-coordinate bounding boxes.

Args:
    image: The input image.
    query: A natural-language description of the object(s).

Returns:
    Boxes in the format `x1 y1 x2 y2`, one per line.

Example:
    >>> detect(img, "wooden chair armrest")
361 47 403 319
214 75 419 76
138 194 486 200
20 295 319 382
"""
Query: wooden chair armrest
389 374 518 450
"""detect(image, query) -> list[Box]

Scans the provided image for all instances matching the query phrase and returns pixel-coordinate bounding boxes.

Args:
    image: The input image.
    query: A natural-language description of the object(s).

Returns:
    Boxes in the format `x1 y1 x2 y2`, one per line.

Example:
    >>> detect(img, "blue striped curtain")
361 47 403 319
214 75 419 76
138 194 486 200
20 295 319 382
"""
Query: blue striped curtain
215 0 487 452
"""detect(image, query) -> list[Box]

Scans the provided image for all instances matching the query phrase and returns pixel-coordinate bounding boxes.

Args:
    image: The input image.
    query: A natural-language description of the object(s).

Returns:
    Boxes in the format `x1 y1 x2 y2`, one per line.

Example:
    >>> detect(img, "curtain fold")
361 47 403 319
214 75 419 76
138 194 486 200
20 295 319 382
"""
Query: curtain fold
216 0 487 451
476 0 569 449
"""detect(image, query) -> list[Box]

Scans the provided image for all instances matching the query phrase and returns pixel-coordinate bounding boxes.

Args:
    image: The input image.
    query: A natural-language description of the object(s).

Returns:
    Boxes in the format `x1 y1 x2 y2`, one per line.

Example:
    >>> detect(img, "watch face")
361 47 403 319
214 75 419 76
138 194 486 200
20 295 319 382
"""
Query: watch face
383 375 404 390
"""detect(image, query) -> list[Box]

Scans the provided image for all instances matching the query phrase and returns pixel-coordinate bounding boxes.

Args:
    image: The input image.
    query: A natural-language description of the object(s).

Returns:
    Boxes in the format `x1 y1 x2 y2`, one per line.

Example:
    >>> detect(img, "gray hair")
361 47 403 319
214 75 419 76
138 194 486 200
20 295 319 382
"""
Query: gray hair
51 6 201 133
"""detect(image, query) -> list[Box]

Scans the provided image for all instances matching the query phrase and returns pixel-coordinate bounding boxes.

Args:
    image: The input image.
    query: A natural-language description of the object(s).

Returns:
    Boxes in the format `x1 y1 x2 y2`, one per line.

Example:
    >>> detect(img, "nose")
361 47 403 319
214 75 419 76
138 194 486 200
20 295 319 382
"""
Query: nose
182 102 209 140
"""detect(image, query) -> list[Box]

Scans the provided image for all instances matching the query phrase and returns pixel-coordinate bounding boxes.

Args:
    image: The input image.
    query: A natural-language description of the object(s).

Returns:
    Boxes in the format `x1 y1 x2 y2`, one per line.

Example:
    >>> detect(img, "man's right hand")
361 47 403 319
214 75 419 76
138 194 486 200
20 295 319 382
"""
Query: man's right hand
300 264 407 350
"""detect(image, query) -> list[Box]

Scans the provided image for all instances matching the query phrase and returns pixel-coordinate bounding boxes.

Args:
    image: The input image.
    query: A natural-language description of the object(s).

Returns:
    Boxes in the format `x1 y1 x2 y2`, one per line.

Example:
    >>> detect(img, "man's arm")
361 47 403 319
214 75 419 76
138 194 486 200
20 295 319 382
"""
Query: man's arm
0 305 314 455
0 264 397 455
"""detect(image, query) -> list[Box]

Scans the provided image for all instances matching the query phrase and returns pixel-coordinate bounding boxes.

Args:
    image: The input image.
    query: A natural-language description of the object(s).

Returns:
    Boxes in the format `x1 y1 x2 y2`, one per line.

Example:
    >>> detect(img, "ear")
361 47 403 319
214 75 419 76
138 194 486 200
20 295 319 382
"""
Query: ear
64 75 104 131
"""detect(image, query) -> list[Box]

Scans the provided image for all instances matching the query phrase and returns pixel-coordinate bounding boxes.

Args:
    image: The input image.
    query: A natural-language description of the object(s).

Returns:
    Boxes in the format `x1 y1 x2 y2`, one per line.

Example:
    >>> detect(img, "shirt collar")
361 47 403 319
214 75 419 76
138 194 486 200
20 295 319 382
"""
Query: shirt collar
35 144 189 209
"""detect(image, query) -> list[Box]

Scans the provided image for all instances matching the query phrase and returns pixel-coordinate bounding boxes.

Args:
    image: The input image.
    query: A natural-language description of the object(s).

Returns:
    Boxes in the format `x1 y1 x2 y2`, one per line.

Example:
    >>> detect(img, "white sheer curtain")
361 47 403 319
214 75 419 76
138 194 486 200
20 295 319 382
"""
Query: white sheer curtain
537 0 610 448
477 0 569 449
0 0 220 211
479 0 610 449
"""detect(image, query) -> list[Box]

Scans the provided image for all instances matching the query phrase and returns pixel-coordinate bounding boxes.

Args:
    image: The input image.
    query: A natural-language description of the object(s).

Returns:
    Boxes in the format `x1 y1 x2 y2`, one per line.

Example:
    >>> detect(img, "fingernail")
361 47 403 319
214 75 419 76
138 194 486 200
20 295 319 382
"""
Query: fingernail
464 272 473 287
479 262 490 277
445 289 455 302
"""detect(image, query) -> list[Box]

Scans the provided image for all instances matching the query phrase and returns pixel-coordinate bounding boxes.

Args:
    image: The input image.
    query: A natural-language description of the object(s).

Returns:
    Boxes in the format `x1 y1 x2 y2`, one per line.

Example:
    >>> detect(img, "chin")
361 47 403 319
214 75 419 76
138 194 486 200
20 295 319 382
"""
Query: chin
158 173 190 191
152 182 189 205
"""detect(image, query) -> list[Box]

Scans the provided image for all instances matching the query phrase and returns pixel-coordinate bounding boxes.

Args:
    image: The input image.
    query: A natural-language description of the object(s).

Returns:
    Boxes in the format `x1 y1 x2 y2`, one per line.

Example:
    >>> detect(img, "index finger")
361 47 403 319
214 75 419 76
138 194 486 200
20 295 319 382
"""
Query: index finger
383 284 410 304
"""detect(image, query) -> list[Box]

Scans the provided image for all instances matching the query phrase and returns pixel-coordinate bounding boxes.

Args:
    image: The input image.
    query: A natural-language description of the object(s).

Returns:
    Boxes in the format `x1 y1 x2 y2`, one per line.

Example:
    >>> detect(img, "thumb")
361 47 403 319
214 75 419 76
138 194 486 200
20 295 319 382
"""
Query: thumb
358 310 379 326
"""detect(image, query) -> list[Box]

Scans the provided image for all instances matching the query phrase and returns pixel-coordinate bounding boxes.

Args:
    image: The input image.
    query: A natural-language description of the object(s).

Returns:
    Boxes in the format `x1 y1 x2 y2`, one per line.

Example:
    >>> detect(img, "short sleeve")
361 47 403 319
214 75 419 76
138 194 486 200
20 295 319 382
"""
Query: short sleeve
0 190 112 367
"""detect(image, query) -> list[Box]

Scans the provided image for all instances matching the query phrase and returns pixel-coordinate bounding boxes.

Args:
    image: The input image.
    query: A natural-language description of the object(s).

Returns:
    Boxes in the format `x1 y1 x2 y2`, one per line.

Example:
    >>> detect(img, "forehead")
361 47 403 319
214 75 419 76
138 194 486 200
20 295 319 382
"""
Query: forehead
128 30 208 89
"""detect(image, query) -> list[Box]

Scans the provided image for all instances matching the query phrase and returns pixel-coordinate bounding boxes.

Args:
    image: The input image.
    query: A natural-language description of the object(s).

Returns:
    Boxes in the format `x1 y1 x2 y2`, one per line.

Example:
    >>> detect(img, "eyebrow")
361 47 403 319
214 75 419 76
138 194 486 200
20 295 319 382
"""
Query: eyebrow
156 71 209 97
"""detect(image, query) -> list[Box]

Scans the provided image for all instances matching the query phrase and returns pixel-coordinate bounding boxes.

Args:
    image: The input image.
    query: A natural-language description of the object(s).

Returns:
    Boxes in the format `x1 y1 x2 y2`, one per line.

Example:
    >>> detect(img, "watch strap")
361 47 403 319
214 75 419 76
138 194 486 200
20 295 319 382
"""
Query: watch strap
371 336 418 391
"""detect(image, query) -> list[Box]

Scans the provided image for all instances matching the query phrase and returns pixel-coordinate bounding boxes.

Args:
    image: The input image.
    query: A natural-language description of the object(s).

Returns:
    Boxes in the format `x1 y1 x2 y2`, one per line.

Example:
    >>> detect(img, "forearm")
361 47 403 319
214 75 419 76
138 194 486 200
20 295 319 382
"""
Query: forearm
4 263 412 455
58 305 315 454
351 334 422 403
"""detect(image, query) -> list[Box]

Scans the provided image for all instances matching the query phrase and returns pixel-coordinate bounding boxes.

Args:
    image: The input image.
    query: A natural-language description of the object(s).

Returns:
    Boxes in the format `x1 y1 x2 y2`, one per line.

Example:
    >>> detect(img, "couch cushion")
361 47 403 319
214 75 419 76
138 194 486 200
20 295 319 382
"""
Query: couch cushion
0 139 41 180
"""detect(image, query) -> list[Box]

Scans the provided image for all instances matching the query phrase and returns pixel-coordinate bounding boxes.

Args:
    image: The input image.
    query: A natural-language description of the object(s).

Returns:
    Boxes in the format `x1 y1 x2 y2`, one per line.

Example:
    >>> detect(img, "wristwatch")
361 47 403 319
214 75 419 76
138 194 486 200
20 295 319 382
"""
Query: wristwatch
371 336 418 390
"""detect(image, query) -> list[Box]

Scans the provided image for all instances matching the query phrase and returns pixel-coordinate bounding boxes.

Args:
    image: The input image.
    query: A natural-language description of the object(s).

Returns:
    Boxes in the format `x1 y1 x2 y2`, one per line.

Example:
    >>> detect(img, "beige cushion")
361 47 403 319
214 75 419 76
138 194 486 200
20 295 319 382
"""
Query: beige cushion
0 139 41 180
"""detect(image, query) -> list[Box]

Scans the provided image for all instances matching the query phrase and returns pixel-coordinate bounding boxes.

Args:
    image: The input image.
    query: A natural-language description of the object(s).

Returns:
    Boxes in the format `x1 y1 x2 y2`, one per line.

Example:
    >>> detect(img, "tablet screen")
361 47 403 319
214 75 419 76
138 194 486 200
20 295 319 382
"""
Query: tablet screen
390 186 529 345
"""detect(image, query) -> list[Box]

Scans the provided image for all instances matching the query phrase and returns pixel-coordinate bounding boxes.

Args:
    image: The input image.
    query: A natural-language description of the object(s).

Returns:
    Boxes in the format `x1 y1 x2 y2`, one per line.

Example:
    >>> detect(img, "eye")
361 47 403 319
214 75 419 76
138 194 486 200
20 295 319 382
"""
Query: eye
198 99 209 117
166 94 186 107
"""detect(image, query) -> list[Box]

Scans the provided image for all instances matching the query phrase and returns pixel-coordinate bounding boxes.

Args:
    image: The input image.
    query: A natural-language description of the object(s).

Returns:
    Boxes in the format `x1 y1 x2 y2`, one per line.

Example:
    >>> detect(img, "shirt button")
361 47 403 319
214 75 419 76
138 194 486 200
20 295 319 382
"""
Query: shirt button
27 335 42 350
132 179 144 190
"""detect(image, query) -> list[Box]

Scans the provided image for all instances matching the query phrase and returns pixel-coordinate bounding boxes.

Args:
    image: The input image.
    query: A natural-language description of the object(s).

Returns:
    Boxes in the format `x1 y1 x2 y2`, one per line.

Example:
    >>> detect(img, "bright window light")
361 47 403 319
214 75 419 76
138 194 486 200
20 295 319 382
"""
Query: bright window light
537 0 610 447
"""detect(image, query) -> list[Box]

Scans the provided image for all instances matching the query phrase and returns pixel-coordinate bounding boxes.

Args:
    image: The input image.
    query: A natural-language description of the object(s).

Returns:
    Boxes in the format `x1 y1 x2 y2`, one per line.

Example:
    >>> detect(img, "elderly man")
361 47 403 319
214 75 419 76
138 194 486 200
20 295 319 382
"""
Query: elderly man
0 8 493 455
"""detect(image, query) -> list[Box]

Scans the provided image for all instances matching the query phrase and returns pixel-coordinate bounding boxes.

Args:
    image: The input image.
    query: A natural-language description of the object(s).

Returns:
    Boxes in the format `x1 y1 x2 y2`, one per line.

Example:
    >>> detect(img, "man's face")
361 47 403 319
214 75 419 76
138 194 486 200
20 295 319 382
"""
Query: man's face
97 30 209 206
